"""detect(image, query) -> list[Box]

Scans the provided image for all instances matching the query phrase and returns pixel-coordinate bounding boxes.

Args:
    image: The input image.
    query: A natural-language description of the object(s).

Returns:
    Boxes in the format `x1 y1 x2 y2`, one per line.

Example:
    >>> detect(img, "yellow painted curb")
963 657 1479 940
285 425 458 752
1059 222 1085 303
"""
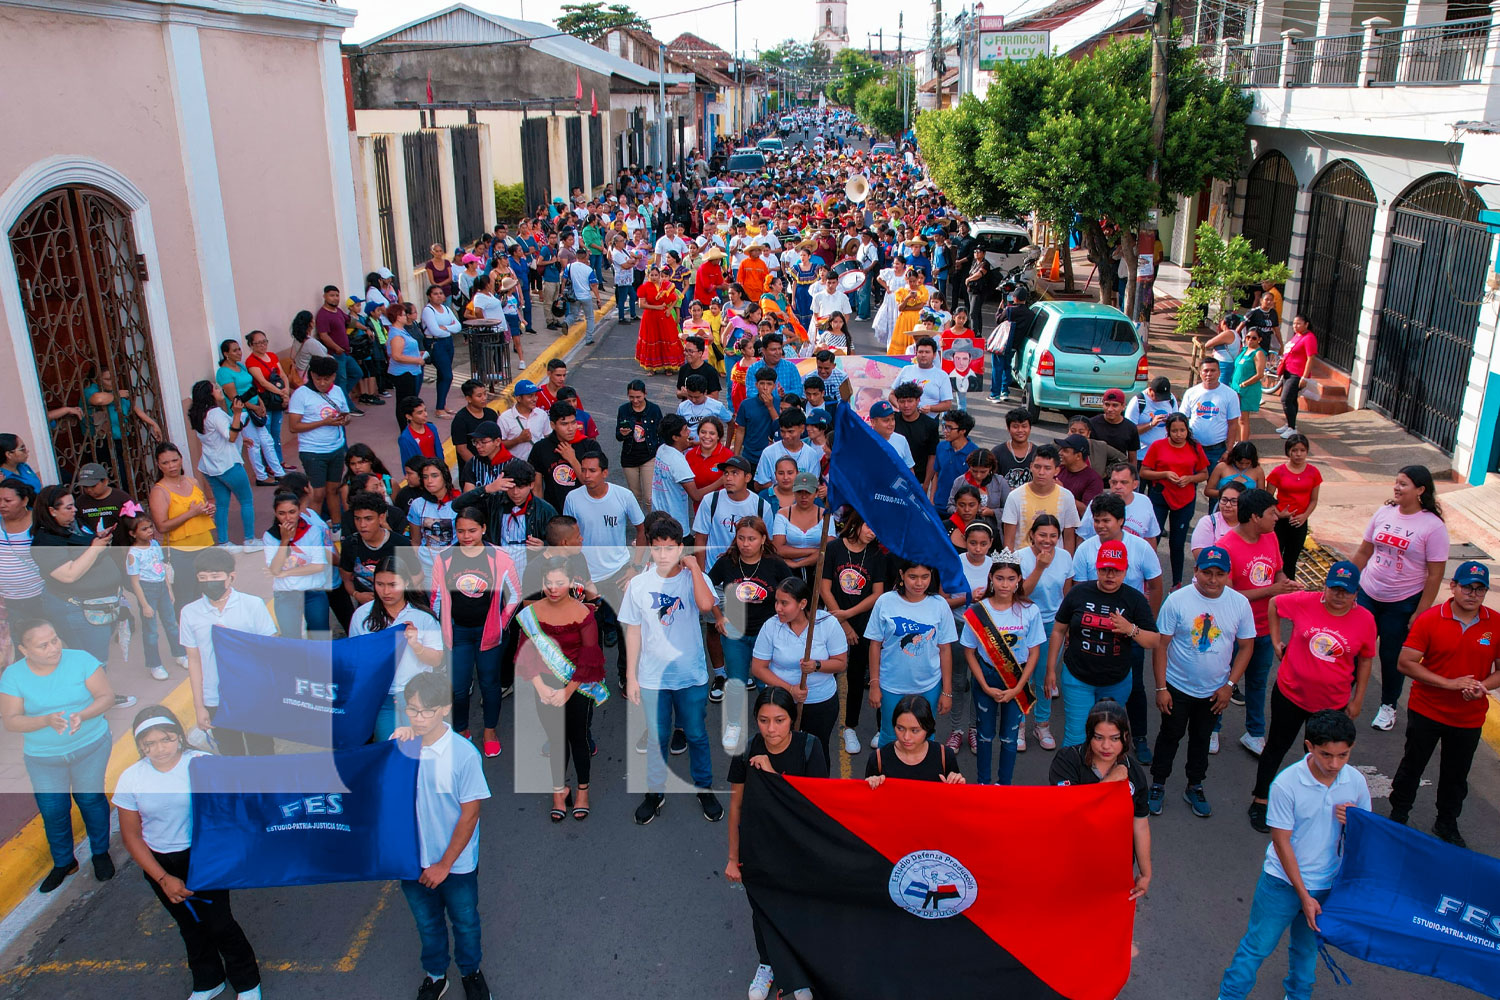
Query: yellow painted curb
1482 693 1500 757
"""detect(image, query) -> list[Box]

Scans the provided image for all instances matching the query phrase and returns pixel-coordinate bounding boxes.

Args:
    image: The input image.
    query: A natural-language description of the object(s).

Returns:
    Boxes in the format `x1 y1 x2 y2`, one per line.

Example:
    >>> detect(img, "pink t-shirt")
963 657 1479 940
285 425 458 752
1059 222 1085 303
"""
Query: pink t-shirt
1272 590 1377 712
1280 331 1317 377
1359 508 1449 602
1219 529 1283 634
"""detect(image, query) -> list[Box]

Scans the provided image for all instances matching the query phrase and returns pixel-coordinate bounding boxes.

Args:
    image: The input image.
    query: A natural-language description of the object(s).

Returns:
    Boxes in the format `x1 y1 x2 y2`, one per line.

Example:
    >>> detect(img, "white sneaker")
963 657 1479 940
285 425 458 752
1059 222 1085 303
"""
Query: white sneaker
1278 426 1298 438
748 964 774 1000
793 990 813 1000
238 988 262 1000
175 655 188 668
1034 722 1056 750
1239 732 1265 756
1272 424 1291 435
1372 704 1397 731
150 665 170 681
1209 732 1220 754
841 727 861 755
1016 729 1027 752
722 722 744 753
188 984 227 1000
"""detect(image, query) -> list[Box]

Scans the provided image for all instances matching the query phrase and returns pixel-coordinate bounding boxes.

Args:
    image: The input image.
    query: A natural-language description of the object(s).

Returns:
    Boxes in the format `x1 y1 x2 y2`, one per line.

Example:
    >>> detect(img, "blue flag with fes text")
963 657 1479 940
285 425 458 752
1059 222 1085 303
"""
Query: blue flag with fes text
210 626 402 749
827 403 967 595
1317 807 1500 998
186 740 422 891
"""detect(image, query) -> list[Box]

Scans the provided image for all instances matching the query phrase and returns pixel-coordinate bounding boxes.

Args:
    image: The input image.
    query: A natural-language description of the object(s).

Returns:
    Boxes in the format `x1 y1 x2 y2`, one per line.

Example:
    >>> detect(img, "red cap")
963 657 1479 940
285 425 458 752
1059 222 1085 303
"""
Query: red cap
1096 540 1129 571
1102 388 1127 404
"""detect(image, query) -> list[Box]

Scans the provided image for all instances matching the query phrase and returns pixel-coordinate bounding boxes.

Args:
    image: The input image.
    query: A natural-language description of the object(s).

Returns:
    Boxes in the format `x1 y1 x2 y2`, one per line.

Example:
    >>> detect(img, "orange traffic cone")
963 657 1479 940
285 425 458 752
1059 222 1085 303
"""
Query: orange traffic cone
1048 250 1061 282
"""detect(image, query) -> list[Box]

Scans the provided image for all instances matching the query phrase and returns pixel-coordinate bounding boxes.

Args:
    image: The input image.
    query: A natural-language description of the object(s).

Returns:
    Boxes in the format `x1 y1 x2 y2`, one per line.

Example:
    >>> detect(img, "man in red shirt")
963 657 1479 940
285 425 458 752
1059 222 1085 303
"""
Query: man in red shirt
535 358 570 411
1388 561 1499 847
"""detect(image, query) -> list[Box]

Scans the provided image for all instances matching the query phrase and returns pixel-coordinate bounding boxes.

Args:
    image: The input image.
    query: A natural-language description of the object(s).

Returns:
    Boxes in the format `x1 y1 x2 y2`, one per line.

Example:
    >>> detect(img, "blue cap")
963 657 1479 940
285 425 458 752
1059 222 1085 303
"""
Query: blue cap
512 379 541 396
1325 560 1360 592
1454 560 1490 588
869 401 895 419
805 410 829 427
1196 546 1231 572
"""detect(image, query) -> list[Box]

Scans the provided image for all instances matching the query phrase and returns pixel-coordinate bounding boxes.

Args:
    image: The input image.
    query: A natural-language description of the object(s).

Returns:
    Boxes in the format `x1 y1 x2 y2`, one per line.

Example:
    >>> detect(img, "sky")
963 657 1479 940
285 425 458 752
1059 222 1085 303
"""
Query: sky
341 0 1054 54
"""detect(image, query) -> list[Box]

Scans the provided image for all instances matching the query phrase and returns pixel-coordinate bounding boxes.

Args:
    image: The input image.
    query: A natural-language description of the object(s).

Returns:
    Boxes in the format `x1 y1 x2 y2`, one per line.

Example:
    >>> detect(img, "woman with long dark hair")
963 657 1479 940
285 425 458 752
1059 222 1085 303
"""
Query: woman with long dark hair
864 694 964 783
962 553 1044 785
148 442 215 610
1350 464 1449 732
188 380 255 545
819 511 886 756
750 577 848 760
710 516 793 753
348 556 444 740
0 479 46 642
1273 314 1318 439
288 309 327 387
1139 412 1209 588
217 337 282 486
865 562 957 750
405 458 459 576
30 485 126 669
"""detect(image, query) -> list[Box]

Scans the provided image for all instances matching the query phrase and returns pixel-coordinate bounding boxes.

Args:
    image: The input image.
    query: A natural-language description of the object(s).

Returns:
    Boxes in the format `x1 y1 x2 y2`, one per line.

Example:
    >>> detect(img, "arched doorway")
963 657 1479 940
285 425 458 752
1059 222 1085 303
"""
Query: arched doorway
1240 150 1296 266
1368 174 1490 453
8 186 168 495
1298 160 1376 371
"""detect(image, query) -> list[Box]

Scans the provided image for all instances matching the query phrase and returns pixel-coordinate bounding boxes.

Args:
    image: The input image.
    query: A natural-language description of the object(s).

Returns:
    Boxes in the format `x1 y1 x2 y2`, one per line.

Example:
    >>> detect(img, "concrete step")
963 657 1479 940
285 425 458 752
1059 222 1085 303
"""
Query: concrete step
1300 358 1351 414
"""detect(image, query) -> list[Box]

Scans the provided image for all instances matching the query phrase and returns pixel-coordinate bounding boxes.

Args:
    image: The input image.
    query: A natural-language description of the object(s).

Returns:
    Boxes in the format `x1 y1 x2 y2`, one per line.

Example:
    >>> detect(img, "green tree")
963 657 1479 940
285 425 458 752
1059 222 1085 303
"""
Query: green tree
854 72 914 139
554 2 649 42
828 48 884 106
1175 222 1291 335
761 39 831 94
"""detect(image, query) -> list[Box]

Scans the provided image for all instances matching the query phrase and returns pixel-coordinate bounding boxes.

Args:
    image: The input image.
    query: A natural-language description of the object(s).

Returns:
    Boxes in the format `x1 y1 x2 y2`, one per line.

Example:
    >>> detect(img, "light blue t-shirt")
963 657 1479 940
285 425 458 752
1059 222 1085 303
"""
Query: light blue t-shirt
676 398 734 441
752 611 848 704
1069 533 1163 594
864 592 958 694
564 483 645 580
650 445 694 529
618 564 707 690
387 329 424 377
1016 546 1071 626
1156 584 1255 698
959 599 1046 683
0 651 109 757
410 726 491 875
691 490 771 567
773 510 824 550
755 439 821 485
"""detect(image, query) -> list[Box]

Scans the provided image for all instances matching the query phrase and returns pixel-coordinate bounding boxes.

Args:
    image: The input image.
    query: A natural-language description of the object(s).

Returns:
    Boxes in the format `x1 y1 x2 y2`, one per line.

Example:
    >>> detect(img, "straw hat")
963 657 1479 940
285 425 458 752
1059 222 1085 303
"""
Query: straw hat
703 247 726 262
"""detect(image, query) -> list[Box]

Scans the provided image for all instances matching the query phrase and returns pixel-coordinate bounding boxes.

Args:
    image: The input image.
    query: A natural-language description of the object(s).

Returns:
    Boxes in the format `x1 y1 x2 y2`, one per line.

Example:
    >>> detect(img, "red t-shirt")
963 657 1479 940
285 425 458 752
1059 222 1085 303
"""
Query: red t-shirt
1404 601 1500 728
1272 591 1377 712
1142 439 1209 510
410 423 438 459
687 443 733 489
1219 528 1283 634
1266 462 1323 517
244 352 282 393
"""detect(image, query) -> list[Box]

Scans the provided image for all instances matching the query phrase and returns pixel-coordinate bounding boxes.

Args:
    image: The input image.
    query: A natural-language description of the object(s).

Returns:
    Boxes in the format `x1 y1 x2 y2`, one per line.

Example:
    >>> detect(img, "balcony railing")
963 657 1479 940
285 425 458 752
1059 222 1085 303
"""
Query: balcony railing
1369 16 1489 85
1286 32 1361 86
1226 40 1282 87
1226 15 1491 88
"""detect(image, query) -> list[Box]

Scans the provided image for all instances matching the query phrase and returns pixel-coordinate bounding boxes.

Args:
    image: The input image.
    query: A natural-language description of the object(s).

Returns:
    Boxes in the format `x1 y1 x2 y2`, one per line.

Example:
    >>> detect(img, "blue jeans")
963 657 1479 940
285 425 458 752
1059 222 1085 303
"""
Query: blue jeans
876 680 944 748
273 589 329 639
571 297 597 342
1202 441 1226 471
1149 488 1196 587
644 684 712 792
1030 637 1053 724
137 579 186 668
206 464 256 545
721 633 755 736
1058 665 1133 747
401 869 482 979
1219 871 1329 1000
25 733 112 866
519 285 534 330
1356 589 1422 707
374 697 410 742
973 685 1022 785
589 253 606 283
334 352 364 400
428 336 455 411
856 281 871 320
450 623 502 733
1243 635 1273 738
615 283 639 321
44 593 113 664
988 352 1011 398
263 408 285 465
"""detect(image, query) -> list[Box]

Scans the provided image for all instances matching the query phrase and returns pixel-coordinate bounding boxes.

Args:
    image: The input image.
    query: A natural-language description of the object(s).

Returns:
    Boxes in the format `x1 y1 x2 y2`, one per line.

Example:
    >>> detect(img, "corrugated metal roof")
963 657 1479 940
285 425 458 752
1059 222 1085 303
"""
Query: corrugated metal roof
1044 0 1151 54
359 3 694 88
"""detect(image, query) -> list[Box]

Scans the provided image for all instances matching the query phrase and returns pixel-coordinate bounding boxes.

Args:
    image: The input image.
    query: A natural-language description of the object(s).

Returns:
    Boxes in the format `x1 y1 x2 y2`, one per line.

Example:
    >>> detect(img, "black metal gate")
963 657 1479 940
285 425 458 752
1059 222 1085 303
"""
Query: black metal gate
677 116 686 170
520 117 551 215
372 135 397 274
451 125 484 245
1367 175 1490 453
1298 160 1376 371
1241 150 1297 265
404 130 445 262
566 116 584 194
589 116 604 189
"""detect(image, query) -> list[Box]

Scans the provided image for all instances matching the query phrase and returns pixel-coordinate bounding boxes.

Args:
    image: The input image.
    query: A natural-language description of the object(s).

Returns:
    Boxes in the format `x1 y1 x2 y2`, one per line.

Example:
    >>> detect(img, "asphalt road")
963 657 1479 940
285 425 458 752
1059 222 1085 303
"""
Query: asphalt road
5 151 1498 1000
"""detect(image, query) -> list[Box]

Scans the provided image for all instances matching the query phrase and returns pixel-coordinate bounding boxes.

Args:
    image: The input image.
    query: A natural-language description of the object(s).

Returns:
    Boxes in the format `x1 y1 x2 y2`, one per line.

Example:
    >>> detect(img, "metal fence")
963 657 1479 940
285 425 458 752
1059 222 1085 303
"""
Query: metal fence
1369 16 1489 85
1227 41 1283 87
1286 32 1361 87
403 130 444 263
451 125 485 246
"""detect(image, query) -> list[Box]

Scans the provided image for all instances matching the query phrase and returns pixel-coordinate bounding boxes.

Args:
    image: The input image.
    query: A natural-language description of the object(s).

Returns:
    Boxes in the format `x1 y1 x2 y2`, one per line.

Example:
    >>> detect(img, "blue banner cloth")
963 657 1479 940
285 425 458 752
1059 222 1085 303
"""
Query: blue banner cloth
1318 807 1500 998
186 740 422 891
210 626 402 748
826 403 967 595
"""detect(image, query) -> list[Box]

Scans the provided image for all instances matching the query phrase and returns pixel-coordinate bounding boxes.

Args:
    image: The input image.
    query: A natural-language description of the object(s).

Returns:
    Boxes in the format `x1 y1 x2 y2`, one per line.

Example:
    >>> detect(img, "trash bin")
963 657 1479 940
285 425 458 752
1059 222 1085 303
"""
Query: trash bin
462 321 511 389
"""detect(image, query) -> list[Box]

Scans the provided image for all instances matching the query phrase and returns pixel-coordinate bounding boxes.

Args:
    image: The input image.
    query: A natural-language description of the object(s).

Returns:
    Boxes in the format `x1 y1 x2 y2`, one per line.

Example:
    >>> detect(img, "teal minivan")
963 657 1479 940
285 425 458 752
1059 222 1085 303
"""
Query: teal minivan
1015 301 1149 421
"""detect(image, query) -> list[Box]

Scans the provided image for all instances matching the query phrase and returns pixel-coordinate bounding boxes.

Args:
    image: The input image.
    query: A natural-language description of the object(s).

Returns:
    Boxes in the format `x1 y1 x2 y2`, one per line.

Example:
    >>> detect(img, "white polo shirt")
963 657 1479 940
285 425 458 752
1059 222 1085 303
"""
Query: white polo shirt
410 726 491 874
1077 492 1162 542
894 362 956 410
1264 755 1371 892
179 590 277 707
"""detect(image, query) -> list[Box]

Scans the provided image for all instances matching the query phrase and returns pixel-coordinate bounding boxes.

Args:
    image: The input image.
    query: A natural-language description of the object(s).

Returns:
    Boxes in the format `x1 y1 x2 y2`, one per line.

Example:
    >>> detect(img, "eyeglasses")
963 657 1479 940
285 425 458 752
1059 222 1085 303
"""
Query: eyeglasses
140 734 180 752
406 706 441 719
1458 583 1488 595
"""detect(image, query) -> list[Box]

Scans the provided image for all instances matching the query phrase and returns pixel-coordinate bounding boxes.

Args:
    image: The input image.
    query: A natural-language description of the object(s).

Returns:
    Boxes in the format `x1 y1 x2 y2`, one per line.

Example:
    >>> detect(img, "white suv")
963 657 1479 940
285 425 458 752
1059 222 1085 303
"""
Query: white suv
970 218 1039 280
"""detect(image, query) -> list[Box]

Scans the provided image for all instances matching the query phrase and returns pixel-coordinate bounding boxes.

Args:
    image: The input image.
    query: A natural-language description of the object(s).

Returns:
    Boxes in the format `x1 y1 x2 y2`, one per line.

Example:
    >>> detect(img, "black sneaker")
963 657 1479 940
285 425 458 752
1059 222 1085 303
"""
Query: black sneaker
347 406 367 417
1247 801 1270 834
1388 807 1409 826
92 852 115 881
1183 784 1212 818
38 860 78 893
1432 820 1467 849
699 791 724 822
416 974 449 1000
114 694 137 710
1146 784 1165 816
1133 738 1153 765
600 624 620 648
461 970 492 1000
669 728 688 755
1229 683 1245 706
589 736 597 756
708 675 726 703
635 730 649 754
634 792 665 825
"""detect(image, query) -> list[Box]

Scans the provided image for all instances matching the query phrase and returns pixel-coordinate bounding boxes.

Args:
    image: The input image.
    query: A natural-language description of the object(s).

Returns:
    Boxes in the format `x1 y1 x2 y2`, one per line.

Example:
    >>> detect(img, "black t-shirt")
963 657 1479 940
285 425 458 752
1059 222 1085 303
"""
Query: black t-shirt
992 442 1035 488
32 528 124 599
821 540 886 633
448 405 498 458
444 547 494 628
894 413 940 476
528 433 603 513
615 401 663 469
1089 415 1141 459
675 362 723 398
727 732 829 784
709 553 793 636
338 529 414 594
75 488 133 535
1244 306 1278 335
1003 303 1035 345
390 485 421 526
1054 581 1155 687
1048 744 1151 818
864 743 960 781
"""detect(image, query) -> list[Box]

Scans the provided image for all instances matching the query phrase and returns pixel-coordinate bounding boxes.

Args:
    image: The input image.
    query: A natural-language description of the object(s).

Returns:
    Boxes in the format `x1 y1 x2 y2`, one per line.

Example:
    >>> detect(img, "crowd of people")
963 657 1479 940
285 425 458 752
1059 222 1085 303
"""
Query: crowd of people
0 110 1495 1000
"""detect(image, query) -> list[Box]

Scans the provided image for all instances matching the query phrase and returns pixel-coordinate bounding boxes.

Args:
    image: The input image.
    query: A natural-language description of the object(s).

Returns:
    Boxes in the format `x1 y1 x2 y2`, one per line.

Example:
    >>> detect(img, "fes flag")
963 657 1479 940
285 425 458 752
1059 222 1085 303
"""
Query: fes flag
187 740 421 891
827 402 967 595
1317 808 1500 998
739 771 1135 999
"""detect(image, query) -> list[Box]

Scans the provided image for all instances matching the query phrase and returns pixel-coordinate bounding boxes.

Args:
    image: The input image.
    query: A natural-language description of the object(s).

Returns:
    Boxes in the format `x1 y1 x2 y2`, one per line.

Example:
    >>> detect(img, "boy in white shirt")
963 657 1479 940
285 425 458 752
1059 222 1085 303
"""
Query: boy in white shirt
180 547 278 756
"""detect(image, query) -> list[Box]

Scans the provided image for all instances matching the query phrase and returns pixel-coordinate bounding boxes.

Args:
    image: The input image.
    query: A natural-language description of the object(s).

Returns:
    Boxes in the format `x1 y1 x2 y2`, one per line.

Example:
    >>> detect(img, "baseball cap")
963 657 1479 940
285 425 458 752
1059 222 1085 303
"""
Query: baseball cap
75 463 109 487
1325 561 1360 592
1453 560 1490 588
1057 434 1090 457
869 401 895 419
511 379 541 396
792 472 820 494
1095 540 1129 571
1196 546 1231 572
471 420 502 440
718 456 754 474
1102 388 1127 404
805 410 829 427
376 267 395 279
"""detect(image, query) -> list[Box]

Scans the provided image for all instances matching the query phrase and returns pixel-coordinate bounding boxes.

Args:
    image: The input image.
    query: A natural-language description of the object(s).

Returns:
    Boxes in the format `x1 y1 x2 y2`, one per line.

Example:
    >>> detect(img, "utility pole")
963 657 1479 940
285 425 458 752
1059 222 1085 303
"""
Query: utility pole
658 42 668 170
899 14 906 136
733 0 740 137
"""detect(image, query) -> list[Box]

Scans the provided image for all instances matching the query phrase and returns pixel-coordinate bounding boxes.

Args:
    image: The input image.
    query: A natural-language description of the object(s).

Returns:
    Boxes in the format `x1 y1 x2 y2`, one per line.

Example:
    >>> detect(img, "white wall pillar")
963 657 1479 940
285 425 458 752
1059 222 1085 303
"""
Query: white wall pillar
1346 202 1394 408
478 123 497 233
1454 267 1500 481
1317 0 1355 35
1282 187 1314 319
317 36 364 293
358 136 382 268
1253 0 1285 44
434 127 460 253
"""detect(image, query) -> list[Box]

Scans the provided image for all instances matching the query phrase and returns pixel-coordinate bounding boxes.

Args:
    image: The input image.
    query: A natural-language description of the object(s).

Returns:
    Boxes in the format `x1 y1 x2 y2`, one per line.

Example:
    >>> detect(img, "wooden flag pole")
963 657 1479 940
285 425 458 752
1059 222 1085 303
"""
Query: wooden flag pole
796 508 834 728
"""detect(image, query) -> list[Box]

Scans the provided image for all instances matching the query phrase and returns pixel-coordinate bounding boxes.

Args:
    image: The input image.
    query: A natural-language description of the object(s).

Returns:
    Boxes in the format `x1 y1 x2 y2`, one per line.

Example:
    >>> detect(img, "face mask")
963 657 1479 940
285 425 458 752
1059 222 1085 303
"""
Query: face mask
199 579 228 600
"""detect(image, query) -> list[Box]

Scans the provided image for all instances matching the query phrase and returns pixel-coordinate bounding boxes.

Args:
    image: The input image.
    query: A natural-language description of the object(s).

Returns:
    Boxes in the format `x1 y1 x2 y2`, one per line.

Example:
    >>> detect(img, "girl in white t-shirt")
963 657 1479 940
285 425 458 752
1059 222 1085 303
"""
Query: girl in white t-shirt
123 514 186 681
961 555 1044 785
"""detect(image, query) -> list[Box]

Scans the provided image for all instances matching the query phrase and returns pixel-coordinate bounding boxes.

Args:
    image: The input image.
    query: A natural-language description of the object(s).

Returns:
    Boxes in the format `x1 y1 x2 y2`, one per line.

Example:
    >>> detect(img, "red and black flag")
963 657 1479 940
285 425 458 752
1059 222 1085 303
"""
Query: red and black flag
739 771 1136 1000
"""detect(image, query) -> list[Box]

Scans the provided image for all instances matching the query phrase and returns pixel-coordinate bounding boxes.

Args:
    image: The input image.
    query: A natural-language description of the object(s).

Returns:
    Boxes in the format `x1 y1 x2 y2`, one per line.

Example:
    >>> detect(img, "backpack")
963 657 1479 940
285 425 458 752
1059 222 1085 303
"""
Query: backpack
708 490 768 526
